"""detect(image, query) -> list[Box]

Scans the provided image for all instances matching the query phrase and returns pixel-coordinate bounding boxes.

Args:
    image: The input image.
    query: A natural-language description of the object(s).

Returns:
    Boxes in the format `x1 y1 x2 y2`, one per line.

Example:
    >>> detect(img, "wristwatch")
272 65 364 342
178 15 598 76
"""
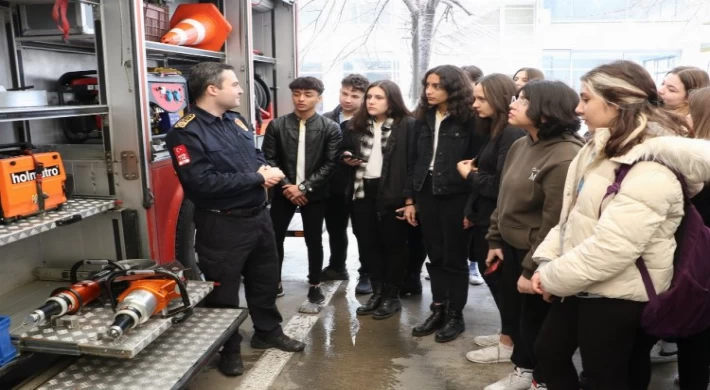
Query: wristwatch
298 183 307 192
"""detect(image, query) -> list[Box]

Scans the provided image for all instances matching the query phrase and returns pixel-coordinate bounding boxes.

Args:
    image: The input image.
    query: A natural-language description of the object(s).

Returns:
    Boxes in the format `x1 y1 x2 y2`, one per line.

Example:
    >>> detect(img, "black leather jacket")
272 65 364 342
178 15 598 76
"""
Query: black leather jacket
262 112 342 201
408 108 486 196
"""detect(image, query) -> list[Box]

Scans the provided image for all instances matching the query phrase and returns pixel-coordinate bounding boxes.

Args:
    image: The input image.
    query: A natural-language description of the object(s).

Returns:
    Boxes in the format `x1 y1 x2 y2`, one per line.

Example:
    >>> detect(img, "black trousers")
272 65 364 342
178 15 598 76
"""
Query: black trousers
416 174 471 312
324 193 367 275
498 242 550 382
270 189 327 285
407 224 427 276
193 208 284 355
536 297 656 390
499 242 524 339
351 179 409 285
677 328 710 390
470 225 501 308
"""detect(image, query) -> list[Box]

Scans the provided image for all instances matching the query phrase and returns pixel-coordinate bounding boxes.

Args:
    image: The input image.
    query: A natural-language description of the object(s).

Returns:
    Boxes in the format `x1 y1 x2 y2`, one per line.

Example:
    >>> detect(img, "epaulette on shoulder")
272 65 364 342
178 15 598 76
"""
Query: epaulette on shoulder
174 113 196 129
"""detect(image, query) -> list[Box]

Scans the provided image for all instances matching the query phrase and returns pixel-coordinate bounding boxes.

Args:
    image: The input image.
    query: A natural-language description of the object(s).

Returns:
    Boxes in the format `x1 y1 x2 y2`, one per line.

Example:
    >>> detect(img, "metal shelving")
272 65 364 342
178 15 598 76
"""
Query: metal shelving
0 198 116 247
145 41 226 61
0 105 108 123
254 54 276 64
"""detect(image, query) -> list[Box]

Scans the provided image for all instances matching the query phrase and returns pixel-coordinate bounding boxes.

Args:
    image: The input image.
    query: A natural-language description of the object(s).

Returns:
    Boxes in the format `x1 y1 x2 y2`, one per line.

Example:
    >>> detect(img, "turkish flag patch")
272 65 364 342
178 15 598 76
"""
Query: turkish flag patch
173 144 191 166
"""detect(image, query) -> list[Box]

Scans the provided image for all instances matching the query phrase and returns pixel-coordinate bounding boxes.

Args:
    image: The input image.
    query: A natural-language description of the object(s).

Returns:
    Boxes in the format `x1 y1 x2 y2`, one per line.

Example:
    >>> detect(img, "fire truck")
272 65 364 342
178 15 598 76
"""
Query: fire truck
0 0 297 387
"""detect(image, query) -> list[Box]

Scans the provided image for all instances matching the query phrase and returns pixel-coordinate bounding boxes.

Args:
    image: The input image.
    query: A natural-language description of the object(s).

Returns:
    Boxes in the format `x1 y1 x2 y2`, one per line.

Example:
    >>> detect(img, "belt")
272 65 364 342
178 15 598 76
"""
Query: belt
207 202 267 217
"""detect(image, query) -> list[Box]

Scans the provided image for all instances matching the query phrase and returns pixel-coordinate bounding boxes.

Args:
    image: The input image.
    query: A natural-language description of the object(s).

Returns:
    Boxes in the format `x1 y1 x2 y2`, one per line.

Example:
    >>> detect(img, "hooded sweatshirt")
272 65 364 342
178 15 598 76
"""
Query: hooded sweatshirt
533 126 710 301
487 132 585 278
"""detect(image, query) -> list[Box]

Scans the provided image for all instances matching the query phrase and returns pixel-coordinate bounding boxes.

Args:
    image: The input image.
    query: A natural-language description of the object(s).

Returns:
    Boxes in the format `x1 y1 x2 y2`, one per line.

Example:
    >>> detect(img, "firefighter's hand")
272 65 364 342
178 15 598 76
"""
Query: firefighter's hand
486 248 504 267
258 165 285 182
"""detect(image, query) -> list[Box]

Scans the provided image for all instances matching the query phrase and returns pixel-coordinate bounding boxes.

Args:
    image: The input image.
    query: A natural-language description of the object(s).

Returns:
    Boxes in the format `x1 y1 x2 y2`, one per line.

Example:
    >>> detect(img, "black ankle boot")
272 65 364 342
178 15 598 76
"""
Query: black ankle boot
435 309 465 343
373 286 402 320
412 302 446 337
356 281 384 315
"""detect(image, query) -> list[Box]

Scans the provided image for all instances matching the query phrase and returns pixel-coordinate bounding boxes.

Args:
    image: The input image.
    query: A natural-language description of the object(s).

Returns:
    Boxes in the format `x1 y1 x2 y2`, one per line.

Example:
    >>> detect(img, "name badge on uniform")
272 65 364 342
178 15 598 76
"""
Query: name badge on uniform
235 118 249 131
173 144 191 166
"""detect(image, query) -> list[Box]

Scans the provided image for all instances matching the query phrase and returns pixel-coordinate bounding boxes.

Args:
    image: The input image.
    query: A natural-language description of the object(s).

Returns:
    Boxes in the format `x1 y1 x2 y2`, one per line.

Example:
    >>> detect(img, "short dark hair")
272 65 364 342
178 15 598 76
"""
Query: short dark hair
341 74 369 93
462 65 484 83
518 80 580 140
289 77 324 95
188 62 235 100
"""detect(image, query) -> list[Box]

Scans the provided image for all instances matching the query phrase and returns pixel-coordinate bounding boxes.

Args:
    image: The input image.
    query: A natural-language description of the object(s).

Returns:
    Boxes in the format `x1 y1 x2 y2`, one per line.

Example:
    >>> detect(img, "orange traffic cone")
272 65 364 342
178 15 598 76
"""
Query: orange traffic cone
160 4 232 52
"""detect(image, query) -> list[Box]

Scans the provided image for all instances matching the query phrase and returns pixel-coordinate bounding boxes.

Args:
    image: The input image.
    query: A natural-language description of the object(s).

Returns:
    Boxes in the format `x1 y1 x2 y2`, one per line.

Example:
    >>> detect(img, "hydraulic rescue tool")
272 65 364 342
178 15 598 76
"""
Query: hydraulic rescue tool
25 260 126 327
105 269 193 339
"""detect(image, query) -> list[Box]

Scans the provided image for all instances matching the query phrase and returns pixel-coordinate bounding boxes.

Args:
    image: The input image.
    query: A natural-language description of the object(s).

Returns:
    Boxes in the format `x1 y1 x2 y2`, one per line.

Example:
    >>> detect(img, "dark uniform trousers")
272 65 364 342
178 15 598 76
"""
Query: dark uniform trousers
270 189 327 285
194 207 283 354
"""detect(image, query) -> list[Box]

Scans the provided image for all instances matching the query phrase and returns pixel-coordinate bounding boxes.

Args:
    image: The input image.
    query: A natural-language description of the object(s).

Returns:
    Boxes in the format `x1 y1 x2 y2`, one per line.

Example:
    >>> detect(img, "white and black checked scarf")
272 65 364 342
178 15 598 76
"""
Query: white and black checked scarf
353 118 394 200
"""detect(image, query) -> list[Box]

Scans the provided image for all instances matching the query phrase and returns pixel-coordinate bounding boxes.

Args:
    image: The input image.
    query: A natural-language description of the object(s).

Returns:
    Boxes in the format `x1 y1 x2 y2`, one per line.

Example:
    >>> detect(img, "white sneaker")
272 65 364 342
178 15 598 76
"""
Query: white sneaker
473 333 501 347
674 373 680 386
469 262 484 285
650 340 678 364
466 342 513 364
484 367 534 390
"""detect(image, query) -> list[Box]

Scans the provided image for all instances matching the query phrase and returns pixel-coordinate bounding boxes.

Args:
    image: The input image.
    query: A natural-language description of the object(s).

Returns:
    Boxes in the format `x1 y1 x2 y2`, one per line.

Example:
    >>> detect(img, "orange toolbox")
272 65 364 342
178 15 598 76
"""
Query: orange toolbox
0 143 67 222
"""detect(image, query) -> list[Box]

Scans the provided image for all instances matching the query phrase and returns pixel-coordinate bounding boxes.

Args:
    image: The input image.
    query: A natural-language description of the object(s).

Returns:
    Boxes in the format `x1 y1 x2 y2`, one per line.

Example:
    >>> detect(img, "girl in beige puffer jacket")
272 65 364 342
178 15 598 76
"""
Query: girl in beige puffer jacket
529 60 710 390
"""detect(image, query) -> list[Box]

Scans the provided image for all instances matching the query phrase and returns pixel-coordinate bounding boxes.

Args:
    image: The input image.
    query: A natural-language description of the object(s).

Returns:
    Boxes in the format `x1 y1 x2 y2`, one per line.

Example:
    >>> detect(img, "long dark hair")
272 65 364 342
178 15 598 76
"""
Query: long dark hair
518 80 581 140
476 74 517 138
414 65 474 122
581 60 688 158
351 80 411 132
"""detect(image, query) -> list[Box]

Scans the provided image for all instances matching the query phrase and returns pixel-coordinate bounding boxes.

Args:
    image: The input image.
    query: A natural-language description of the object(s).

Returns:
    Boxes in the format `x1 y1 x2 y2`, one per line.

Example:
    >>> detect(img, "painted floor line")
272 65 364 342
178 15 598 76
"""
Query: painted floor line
236 281 343 390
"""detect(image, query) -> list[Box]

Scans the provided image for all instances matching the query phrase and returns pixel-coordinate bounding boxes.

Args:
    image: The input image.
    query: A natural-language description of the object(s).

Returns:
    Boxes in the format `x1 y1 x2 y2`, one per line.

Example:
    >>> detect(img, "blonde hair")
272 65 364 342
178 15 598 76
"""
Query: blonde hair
581 61 687 158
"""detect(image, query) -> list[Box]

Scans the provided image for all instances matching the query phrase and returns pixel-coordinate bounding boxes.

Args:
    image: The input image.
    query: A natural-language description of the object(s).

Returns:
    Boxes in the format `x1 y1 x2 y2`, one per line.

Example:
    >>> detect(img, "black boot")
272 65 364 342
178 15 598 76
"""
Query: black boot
412 302 446 337
218 352 244 376
435 309 465 343
400 273 423 296
373 286 402 320
356 281 384 315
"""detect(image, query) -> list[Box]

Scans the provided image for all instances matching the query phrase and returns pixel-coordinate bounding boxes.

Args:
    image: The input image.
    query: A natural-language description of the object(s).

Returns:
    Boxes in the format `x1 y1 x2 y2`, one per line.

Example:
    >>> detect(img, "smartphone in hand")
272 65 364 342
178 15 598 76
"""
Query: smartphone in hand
484 258 502 276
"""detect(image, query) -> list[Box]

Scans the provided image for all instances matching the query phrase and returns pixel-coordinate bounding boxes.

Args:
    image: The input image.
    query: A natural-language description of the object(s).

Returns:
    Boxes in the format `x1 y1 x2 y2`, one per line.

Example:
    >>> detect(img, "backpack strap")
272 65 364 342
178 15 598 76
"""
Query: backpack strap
601 163 661 301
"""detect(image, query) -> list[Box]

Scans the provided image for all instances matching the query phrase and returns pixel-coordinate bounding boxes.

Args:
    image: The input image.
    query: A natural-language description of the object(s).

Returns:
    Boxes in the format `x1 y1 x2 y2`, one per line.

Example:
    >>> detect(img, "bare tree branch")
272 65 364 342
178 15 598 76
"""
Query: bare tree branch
324 0 392 72
443 0 473 16
402 0 418 15
433 4 451 37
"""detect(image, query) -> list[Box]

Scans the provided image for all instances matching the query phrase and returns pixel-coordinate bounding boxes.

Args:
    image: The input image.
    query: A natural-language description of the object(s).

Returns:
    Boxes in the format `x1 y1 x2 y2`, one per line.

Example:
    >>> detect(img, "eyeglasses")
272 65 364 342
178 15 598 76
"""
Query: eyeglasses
511 96 529 107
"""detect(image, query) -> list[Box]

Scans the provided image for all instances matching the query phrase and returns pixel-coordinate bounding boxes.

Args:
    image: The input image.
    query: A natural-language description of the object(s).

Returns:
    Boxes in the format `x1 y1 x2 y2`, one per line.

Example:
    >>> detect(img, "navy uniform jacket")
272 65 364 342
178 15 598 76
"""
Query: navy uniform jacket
166 106 266 210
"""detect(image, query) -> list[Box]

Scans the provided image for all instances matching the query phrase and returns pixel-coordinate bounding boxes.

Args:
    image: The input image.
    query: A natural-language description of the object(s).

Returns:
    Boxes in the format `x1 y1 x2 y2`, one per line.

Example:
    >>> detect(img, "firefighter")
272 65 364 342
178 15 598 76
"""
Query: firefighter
166 62 305 377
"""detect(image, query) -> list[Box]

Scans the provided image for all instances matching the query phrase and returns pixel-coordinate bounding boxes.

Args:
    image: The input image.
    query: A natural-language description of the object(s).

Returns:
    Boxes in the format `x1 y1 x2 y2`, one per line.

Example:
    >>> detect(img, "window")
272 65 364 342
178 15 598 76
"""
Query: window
542 50 680 90
643 55 678 85
298 62 324 112
342 57 399 83
543 0 685 22
347 1 392 25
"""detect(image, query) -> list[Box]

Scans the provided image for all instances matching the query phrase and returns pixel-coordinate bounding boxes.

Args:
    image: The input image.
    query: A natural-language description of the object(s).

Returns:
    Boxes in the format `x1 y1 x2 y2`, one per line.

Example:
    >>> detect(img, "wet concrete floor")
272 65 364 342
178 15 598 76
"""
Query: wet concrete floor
189 229 683 390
